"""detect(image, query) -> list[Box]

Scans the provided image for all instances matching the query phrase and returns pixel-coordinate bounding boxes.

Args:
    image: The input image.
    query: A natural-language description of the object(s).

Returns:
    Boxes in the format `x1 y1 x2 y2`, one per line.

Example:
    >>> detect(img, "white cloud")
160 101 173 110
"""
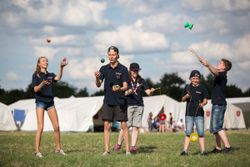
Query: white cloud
195 15 230 34
134 13 189 34
33 46 59 60
171 51 197 64
233 34 250 61
188 41 233 60
6 71 20 81
117 0 153 14
4 0 109 28
30 35 84 46
66 57 102 80
182 0 250 11
94 25 169 53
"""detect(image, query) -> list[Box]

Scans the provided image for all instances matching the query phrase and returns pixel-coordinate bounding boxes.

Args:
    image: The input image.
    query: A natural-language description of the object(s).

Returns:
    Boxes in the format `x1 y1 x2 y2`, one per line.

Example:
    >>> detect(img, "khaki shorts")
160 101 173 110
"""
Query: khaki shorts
127 105 144 128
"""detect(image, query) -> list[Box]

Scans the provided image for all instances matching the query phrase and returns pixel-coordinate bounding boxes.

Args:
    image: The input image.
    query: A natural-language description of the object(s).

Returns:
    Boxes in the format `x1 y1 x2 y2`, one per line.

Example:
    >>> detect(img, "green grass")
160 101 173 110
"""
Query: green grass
0 130 250 167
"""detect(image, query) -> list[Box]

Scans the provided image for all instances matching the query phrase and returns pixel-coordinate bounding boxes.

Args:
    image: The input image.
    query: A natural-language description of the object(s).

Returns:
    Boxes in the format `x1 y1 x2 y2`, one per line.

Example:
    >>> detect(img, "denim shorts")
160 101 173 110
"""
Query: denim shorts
185 116 204 137
210 105 226 134
36 100 55 111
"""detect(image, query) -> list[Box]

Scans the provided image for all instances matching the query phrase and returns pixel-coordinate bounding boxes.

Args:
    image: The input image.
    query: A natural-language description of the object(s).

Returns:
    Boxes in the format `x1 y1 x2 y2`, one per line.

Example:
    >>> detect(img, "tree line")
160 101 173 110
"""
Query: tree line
1 73 249 105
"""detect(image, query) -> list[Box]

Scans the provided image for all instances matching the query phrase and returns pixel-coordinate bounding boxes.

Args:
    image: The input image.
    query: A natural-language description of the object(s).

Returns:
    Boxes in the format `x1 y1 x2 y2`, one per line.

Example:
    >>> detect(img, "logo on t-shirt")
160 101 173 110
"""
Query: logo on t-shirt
115 72 122 79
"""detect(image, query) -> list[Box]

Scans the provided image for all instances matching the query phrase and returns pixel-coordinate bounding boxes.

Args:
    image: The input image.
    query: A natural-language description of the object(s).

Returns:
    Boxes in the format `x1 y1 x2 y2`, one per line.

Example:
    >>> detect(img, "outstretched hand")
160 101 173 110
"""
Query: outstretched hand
189 48 209 67
60 58 68 67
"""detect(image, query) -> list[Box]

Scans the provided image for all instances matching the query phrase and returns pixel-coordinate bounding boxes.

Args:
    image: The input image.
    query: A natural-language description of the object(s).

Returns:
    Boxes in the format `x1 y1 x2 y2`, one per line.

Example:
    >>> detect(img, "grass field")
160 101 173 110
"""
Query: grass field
0 130 250 167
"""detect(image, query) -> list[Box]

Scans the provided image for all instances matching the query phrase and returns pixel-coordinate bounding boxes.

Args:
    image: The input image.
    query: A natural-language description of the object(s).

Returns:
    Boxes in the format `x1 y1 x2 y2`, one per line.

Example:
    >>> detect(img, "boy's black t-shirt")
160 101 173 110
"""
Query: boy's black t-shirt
32 71 57 103
182 84 208 117
211 72 227 105
126 77 149 106
99 63 129 106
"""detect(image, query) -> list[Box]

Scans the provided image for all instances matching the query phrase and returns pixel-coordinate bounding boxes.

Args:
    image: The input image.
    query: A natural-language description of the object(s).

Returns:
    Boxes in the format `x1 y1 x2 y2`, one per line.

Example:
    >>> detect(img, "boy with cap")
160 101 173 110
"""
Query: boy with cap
181 70 208 156
95 46 130 156
191 49 233 153
113 62 155 154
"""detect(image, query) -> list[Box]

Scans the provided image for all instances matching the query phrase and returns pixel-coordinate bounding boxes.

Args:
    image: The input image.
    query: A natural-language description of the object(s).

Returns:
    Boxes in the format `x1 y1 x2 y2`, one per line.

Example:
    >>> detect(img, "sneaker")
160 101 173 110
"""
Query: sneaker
55 149 66 156
200 151 207 156
223 147 233 154
35 152 43 158
102 151 110 156
126 151 131 156
180 150 188 156
129 146 137 154
113 144 122 151
210 147 222 154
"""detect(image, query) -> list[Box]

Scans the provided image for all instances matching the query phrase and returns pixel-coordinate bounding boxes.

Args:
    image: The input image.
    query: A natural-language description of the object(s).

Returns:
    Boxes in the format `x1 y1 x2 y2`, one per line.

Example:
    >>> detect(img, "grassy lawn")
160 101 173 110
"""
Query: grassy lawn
0 130 250 167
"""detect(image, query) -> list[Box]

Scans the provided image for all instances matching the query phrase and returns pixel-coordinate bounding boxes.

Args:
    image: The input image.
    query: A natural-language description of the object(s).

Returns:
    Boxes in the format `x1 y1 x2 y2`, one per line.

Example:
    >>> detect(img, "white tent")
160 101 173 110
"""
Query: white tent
0 102 17 131
9 97 104 132
142 95 181 128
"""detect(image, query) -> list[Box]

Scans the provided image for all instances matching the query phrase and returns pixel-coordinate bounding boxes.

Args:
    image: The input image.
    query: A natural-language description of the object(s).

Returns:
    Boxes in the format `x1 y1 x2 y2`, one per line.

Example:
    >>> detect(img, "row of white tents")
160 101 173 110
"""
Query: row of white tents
0 95 248 131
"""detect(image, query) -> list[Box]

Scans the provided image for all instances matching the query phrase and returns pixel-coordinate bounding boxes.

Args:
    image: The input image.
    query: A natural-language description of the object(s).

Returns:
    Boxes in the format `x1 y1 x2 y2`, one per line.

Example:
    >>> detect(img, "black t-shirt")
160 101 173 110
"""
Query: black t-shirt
211 72 227 105
126 77 149 106
32 71 57 103
99 63 129 106
182 84 208 117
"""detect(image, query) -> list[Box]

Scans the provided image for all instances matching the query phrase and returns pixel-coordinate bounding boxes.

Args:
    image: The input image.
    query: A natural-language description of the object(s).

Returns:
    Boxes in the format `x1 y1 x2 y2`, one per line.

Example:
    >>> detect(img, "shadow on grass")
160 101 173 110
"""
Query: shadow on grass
191 147 240 155
137 146 157 154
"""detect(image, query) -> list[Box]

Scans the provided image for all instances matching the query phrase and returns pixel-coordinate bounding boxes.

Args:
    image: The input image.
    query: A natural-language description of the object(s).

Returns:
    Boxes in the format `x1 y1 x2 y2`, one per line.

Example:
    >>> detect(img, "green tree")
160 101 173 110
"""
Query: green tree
75 87 89 97
54 81 77 98
225 84 243 97
159 73 186 101
243 87 250 97
92 89 105 96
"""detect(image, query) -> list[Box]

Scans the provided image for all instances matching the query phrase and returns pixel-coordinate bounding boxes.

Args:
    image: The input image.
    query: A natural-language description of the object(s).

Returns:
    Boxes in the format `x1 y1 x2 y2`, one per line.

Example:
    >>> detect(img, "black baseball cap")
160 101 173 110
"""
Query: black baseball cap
107 46 119 54
189 70 201 79
129 62 141 71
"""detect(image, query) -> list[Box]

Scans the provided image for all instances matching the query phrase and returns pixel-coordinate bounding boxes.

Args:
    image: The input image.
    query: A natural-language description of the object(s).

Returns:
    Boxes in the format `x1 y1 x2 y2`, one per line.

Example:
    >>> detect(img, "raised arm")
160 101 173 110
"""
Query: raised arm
54 60 68 81
189 48 219 76
95 71 102 87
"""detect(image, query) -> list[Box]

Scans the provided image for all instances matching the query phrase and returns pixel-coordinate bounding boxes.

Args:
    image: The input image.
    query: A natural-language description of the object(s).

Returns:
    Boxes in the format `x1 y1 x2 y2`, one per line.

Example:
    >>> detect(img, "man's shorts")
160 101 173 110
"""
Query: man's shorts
210 104 226 134
102 103 128 122
127 105 144 128
36 100 55 111
185 116 204 137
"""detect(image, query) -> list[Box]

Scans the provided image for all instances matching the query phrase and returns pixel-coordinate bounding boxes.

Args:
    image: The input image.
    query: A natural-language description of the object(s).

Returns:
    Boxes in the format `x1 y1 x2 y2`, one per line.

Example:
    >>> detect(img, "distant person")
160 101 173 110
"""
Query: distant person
177 119 184 131
169 112 173 130
158 111 167 133
147 112 154 132
173 119 184 132
191 49 233 154
113 62 155 154
32 56 67 158
180 70 208 156
95 46 130 156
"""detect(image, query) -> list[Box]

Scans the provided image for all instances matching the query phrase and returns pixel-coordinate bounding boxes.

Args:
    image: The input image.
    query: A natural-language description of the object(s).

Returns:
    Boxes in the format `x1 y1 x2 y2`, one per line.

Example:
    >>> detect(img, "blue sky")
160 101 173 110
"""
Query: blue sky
0 0 250 94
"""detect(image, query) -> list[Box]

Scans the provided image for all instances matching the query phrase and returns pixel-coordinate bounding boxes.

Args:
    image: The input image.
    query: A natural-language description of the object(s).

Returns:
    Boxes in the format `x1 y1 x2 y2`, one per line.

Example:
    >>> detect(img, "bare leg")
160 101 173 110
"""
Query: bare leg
121 121 130 152
198 137 205 152
104 121 111 152
117 129 124 145
47 107 61 150
183 136 190 151
215 133 222 149
218 130 231 148
131 127 139 147
35 108 45 153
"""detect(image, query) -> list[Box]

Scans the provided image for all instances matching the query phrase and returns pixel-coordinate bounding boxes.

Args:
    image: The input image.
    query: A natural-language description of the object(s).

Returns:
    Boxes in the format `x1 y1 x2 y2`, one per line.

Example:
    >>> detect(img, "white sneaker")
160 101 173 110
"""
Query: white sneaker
126 151 131 156
55 149 66 156
102 151 110 156
35 152 43 158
